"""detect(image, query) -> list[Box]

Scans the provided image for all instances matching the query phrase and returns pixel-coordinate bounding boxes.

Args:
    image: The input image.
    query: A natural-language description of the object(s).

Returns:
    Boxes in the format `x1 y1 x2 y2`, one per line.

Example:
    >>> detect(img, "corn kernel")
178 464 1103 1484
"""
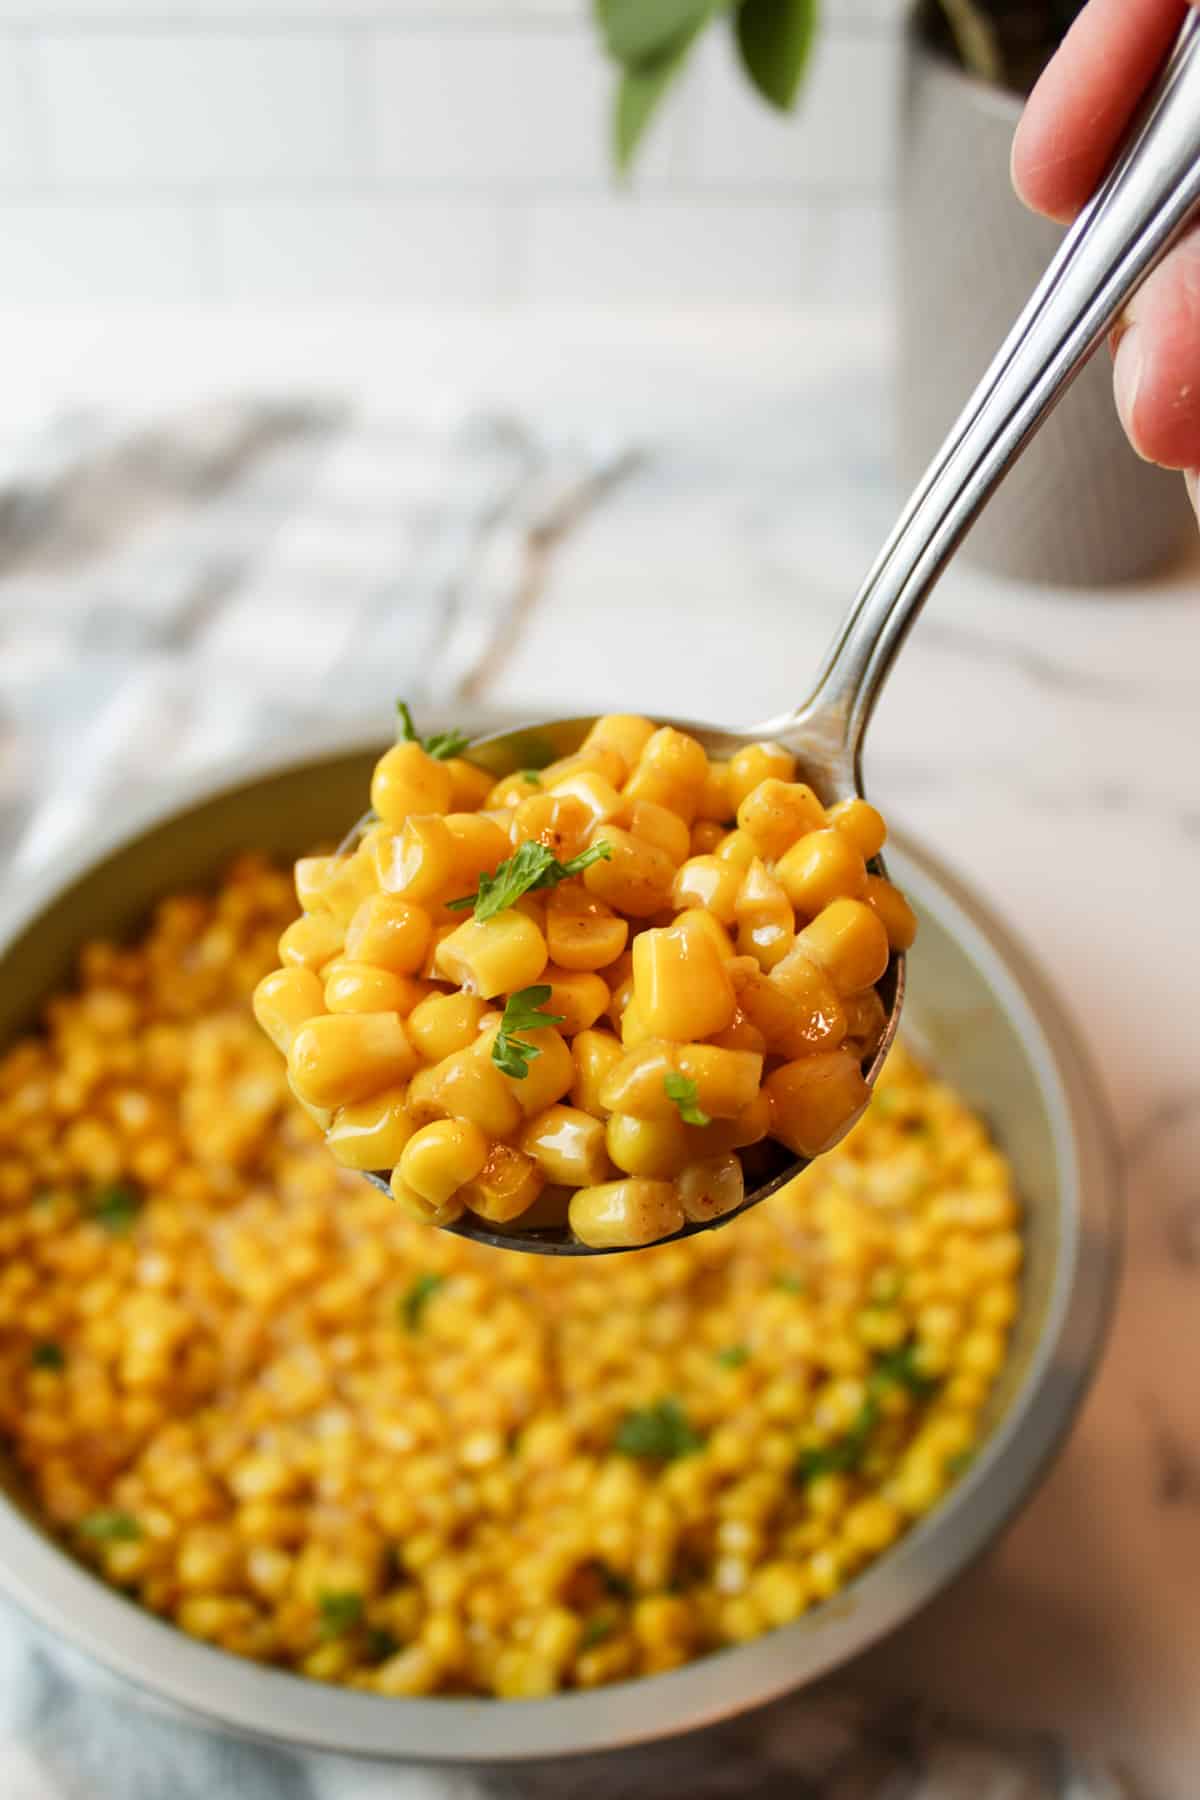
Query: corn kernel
371 741 455 827
797 899 891 996
252 967 324 1053
568 1179 684 1249
435 912 548 1000
632 923 736 1042
288 1013 417 1109
521 1104 610 1186
765 1052 870 1158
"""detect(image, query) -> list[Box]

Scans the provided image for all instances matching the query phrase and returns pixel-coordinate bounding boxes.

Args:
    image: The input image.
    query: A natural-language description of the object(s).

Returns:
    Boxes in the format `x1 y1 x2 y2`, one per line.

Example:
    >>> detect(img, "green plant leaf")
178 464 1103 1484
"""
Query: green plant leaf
317 1590 363 1641
491 986 567 1081
614 30 701 172
735 0 819 111
663 1073 711 1127
398 1271 446 1332
596 0 713 63
448 838 611 921
614 1397 704 1461
80 1509 141 1542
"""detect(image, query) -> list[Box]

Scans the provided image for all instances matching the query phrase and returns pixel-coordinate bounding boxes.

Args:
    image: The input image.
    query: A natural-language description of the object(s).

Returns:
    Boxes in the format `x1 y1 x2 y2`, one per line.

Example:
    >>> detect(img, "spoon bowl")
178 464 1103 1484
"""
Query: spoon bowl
376 8 1200 1253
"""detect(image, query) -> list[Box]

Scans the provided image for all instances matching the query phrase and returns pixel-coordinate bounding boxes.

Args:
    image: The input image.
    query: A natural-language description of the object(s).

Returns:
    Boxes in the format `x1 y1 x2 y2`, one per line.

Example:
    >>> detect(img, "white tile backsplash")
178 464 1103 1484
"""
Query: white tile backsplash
0 5 906 304
38 33 359 184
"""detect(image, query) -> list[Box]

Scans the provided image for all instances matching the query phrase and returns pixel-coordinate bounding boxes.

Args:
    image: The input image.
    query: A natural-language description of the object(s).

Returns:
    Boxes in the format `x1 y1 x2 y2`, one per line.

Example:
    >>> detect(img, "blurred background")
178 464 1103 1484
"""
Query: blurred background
0 0 891 307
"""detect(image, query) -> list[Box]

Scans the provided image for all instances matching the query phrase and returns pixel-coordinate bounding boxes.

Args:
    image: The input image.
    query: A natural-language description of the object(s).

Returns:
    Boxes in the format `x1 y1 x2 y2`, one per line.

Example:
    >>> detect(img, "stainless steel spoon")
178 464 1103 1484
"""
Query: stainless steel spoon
368 12 1200 1254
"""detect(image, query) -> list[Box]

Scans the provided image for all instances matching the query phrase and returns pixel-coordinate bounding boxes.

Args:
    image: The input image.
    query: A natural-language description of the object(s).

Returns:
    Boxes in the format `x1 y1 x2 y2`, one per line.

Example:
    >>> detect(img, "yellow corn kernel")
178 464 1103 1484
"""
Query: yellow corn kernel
624 799 690 866
326 1087 415 1171
842 989 888 1061
344 894 432 975
606 1111 690 1178
827 796 887 860
521 1104 610 1186
570 1028 625 1116
697 761 734 823
726 742 796 811
547 768 625 828
598 1041 677 1118
444 756 493 811
707 1006 768 1055
510 793 592 862
684 1087 771 1155
407 991 487 1063
538 746 627 790
252 967 324 1053
674 906 736 963
735 859 795 972
457 1143 544 1223
568 1178 684 1249
581 825 675 918
676 1153 744 1224
486 1023 575 1116
288 1079 333 1131
294 856 344 914
623 727 709 823
632 922 736 1042
544 884 628 972
582 712 657 774
671 855 742 925
677 1044 762 1117
444 813 510 891
690 820 726 855
323 962 422 1016
487 771 545 809
376 816 458 905
731 954 845 1057
714 829 759 871
371 740 455 827
618 997 655 1048
288 1012 417 1109
407 1047 524 1139
797 898 891 996
776 829 868 920
434 912 548 1000
765 1051 870 1157
278 913 344 973
389 1170 465 1230
736 780 826 861
862 874 918 952
400 1118 489 1208
541 967 609 1036
419 924 459 981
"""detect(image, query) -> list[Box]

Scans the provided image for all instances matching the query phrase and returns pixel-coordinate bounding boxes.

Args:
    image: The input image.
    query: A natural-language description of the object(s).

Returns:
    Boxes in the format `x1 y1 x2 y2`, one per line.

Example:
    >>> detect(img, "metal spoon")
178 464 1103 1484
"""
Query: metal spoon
368 13 1200 1254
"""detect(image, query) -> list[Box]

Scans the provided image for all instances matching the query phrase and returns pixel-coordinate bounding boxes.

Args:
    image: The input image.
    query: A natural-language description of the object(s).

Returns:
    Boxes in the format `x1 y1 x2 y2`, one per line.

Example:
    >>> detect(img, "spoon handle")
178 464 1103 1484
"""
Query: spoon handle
793 9 1200 778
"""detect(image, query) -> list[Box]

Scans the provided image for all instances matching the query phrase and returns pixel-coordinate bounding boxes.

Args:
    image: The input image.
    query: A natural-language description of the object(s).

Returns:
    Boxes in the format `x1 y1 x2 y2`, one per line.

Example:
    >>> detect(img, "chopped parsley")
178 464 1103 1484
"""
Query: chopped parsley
30 1342 65 1370
395 698 470 762
774 1272 806 1295
579 1612 618 1651
491 986 566 1081
793 1339 940 1486
947 1451 975 1478
317 1590 363 1641
88 1182 142 1234
663 1073 710 1127
79 1510 141 1543
614 1398 704 1462
520 770 542 786
715 1344 750 1370
447 838 612 922
399 1271 446 1332
365 1627 400 1663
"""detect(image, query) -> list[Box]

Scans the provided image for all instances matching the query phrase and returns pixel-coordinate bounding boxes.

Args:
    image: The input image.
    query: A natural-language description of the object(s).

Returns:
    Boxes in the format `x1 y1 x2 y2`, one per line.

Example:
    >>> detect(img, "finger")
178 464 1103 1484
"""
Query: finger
1012 0 1190 224
1112 228 1200 468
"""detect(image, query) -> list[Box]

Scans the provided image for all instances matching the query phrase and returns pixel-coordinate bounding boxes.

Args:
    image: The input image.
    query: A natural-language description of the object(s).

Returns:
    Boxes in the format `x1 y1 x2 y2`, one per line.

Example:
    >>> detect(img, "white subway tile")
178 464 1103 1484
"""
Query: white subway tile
0 36 40 180
687 24 899 193
525 197 822 303
37 33 357 184
215 197 509 299
368 24 683 186
0 203 207 300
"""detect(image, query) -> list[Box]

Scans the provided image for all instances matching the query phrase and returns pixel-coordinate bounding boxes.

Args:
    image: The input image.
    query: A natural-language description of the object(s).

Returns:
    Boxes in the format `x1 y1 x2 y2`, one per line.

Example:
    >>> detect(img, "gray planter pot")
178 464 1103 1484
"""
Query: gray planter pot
897 14 1193 586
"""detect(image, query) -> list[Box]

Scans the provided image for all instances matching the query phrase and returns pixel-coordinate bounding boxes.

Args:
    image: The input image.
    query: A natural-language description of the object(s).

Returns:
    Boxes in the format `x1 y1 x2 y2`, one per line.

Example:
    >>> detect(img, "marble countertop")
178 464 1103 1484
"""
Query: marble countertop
2 304 1198 1798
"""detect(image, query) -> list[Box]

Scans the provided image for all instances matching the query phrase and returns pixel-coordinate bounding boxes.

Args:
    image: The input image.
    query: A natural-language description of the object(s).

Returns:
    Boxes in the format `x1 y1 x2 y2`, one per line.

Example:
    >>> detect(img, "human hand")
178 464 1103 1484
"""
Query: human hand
1012 0 1200 520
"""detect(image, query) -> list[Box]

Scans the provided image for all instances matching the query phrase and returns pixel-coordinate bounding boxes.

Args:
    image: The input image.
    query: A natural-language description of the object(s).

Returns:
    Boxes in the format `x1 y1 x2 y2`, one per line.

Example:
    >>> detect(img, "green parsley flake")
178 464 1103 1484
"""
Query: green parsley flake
365 1627 399 1663
88 1182 143 1234
792 1339 940 1486
663 1073 711 1127
491 986 566 1081
614 1398 704 1462
448 838 613 922
399 1271 446 1331
80 1510 141 1543
395 698 470 762
30 1342 65 1370
774 1272 806 1295
520 770 542 786
947 1451 975 1478
715 1344 750 1369
317 1591 363 1641
579 1612 618 1652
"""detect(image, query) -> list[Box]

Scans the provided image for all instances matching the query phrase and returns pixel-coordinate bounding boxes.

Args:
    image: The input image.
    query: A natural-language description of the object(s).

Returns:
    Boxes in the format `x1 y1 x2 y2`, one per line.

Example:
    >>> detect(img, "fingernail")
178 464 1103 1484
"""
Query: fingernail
1185 469 1199 521
1113 326 1148 459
